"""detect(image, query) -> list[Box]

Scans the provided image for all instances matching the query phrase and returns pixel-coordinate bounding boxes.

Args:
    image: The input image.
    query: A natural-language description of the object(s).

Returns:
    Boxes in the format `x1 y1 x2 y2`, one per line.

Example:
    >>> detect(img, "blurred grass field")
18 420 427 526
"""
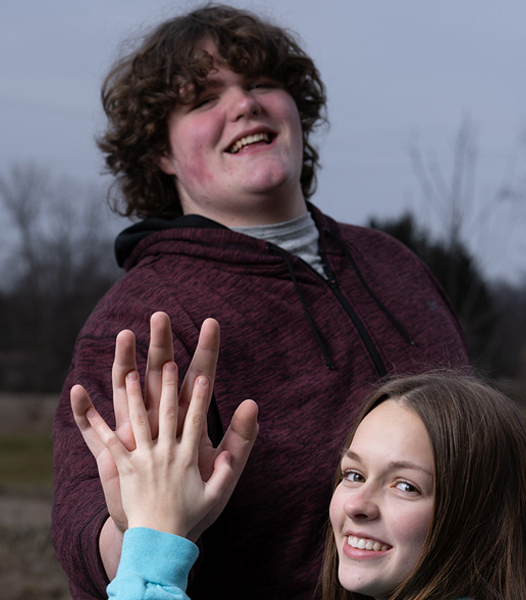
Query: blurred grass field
0 434 53 490
0 396 72 600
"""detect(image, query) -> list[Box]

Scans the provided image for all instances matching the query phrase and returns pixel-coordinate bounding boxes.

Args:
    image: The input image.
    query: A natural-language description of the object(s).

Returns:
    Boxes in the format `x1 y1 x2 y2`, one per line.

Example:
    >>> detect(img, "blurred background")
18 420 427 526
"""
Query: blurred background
1 1 525 598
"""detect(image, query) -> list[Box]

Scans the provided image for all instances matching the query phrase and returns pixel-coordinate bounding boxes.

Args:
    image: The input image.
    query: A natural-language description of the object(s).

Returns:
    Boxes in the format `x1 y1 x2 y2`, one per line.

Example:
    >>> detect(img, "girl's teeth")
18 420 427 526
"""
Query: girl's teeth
348 536 388 552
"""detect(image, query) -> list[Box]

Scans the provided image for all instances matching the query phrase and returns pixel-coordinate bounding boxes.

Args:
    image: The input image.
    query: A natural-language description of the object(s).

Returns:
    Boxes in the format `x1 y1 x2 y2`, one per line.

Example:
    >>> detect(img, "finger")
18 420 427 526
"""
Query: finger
157 361 179 442
216 400 259 480
125 370 153 448
180 376 210 450
71 384 107 459
111 330 137 431
188 403 258 542
85 407 130 465
204 450 234 503
71 384 130 466
144 312 174 436
178 319 220 433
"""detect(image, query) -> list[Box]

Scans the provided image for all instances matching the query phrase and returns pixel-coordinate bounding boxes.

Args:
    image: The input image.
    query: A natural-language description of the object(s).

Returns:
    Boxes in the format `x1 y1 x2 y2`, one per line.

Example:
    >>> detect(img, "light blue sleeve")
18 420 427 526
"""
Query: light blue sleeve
107 528 199 600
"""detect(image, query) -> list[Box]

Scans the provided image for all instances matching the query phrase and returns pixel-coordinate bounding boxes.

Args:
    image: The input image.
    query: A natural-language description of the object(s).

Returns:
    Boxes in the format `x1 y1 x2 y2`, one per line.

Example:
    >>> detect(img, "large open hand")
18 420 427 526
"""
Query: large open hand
71 313 259 541
74 359 257 538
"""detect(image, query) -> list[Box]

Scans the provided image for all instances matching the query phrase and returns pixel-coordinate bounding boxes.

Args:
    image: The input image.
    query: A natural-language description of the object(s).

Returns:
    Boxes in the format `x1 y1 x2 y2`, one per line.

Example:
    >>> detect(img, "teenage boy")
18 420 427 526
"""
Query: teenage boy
52 5 469 600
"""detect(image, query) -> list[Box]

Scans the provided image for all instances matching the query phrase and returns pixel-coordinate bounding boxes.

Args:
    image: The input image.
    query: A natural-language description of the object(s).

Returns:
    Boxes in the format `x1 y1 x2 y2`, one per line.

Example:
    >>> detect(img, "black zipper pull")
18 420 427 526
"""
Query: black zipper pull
319 249 337 286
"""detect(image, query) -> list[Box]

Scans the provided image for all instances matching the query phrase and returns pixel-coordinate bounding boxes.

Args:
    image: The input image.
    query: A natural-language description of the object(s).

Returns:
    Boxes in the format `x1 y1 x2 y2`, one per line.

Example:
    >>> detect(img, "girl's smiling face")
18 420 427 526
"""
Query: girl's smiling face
329 400 435 600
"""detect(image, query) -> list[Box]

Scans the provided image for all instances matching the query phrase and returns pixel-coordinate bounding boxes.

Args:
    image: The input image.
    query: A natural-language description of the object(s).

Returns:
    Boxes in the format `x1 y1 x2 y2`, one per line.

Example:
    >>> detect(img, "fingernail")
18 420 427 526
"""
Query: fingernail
86 408 96 420
164 362 176 374
197 376 209 388
126 371 139 382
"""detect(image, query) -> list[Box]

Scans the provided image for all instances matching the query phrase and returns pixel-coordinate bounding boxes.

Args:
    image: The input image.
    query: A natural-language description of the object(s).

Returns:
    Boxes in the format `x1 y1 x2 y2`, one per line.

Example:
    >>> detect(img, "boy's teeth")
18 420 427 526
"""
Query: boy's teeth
347 535 389 552
229 132 270 153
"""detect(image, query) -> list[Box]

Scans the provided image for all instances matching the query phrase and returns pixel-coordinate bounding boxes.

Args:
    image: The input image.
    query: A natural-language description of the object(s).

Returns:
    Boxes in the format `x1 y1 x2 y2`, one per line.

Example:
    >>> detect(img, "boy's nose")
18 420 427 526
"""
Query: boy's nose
227 87 261 121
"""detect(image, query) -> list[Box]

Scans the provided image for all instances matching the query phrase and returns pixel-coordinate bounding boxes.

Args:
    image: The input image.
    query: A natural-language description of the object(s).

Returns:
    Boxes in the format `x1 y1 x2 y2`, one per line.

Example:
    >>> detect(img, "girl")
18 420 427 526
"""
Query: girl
320 373 526 599
72 317 526 599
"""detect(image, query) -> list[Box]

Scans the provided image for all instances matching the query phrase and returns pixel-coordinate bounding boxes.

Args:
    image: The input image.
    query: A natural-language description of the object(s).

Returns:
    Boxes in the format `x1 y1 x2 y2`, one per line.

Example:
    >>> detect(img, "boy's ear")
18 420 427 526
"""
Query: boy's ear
157 153 177 176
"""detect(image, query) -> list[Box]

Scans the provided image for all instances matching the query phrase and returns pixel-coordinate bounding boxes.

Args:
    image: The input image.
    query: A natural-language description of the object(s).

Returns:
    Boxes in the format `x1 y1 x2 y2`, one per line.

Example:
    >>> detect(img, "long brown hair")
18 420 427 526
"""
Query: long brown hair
320 372 526 600
97 3 326 219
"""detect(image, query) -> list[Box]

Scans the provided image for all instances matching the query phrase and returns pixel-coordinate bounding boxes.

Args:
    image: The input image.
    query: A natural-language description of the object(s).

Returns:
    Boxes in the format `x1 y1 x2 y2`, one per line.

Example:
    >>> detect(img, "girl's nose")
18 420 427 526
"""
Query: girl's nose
343 485 380 521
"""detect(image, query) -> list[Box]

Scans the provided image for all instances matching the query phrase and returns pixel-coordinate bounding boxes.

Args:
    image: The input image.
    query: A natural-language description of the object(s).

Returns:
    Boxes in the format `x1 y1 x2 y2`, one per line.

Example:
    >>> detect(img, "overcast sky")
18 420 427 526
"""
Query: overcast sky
1 0 525 282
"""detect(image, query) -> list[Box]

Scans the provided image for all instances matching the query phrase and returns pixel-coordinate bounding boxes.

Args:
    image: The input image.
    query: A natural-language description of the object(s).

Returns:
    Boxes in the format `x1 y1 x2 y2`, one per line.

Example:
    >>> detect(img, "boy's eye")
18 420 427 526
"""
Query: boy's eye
194 96 214 109
249 80 277 90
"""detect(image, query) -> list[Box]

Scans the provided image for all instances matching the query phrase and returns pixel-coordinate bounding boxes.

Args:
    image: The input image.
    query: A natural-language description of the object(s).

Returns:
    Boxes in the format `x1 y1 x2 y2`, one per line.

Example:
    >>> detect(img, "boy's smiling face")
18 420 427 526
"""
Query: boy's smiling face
158 42 306 227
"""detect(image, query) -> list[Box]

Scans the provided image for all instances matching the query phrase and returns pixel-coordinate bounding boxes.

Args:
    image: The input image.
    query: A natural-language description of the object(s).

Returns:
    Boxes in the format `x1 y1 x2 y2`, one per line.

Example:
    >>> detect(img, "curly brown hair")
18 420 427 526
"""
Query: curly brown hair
97 3 327 219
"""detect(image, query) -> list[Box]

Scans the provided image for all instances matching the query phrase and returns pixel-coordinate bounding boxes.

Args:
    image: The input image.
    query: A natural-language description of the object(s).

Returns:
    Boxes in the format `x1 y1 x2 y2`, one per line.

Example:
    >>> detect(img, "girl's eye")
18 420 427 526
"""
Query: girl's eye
342 470 365 484
395 481 419 494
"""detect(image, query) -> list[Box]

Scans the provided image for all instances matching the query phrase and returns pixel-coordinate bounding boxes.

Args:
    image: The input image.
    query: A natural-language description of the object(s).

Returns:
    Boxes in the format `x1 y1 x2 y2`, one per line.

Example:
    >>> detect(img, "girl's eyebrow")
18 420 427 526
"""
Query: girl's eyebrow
343 450 433 478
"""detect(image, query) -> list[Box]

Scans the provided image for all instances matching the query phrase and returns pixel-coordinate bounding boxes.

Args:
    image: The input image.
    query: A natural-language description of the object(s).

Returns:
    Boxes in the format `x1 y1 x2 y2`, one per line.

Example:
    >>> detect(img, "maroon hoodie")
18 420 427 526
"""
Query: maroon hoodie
52 204 468 599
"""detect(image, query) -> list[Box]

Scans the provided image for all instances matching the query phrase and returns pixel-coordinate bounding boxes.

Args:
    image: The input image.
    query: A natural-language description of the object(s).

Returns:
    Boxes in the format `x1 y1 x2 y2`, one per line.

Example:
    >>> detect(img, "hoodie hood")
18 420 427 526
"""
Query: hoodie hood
115 214 228 268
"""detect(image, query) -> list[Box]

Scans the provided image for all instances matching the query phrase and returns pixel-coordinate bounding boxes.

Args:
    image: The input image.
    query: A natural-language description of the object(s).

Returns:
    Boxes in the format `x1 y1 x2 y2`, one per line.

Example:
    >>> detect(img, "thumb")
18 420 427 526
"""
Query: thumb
205 451 234 502
230 399 260 444
220 399 259 476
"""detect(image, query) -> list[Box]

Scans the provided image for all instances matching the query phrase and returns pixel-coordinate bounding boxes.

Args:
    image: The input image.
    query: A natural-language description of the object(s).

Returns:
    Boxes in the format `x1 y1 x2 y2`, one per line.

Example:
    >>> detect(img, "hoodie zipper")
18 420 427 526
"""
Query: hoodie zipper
320 249 387 378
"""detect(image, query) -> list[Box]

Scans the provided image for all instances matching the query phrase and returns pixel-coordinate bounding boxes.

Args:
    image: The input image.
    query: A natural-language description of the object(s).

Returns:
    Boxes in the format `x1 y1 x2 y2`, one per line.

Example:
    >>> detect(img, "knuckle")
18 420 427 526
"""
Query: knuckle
163 406 178 421
131 413 150 428
189 413 205 429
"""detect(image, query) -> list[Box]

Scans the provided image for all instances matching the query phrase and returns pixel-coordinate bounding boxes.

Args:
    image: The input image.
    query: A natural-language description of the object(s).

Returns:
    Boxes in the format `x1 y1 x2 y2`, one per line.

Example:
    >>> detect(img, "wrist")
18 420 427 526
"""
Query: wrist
127 515 190 539
99 516 125 580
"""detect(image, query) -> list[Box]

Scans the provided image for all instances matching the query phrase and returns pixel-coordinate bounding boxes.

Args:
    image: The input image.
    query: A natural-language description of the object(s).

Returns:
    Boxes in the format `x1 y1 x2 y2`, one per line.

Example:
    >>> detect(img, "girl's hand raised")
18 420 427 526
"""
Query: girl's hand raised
71 315 258 541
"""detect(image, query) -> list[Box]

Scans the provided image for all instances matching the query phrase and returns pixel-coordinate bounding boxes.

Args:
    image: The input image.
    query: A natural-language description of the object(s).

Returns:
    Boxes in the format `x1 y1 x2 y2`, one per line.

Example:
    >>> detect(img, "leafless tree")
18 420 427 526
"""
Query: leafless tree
408 114 526 253
404 116 526 377
0 163 120 391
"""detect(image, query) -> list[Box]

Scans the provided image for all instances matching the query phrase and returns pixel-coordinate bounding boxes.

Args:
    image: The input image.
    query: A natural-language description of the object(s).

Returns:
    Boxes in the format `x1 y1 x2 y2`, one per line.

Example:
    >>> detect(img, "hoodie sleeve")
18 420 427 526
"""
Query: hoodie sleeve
107 529 199 600
52 334 119 598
